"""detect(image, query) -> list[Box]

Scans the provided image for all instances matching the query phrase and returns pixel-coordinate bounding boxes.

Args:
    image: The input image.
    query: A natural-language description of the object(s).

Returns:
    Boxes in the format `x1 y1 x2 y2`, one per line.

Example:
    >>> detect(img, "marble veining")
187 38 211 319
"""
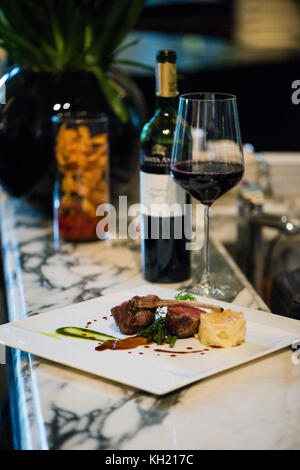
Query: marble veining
1 191 299 450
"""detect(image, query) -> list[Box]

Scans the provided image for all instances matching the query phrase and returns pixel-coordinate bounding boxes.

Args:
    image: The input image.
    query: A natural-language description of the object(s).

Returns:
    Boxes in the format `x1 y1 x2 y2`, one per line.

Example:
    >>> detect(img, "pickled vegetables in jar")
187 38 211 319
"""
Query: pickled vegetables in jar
52 114 110 241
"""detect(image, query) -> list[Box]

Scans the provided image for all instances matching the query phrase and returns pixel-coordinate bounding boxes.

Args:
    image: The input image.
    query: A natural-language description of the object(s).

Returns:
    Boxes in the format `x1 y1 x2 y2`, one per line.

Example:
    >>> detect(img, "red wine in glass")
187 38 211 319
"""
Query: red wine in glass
170 160 244 206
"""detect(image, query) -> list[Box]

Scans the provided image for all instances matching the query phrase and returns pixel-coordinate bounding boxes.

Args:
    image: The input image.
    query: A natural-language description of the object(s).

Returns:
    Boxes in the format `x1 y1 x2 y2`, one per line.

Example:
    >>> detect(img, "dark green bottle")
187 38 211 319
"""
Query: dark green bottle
140 50 190 283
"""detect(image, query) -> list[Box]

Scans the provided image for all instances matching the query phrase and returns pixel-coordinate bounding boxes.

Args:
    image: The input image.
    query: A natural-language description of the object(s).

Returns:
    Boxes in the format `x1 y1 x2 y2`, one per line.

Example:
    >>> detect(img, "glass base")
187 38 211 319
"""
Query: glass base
185 273 238 301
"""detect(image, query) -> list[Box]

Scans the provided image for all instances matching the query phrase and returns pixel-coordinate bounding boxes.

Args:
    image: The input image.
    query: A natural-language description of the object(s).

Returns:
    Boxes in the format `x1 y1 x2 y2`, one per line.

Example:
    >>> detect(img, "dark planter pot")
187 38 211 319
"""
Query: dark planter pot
0 68 147 212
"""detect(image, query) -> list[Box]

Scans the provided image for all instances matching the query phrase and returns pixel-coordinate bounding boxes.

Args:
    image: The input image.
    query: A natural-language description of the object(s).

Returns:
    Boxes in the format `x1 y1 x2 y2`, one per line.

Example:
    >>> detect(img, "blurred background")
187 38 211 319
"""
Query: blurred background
119 0 300 151
121 0 300 313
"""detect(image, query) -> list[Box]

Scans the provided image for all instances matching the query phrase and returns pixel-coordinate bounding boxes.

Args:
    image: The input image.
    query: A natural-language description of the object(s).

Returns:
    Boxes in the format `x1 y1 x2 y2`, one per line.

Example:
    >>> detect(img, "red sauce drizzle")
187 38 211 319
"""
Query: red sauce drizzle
154 349 206 355
95 337 150 351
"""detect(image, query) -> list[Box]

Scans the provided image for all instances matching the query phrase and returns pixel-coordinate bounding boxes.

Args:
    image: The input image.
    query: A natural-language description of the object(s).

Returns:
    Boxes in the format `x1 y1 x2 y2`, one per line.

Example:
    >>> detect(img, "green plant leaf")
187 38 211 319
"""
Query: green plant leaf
108 0 146 52
84 25 93 51
113 59 154 72
90 0 146 66
0 23 48 68
89 65 128 123
62 4 84 68
88 1 129 63
114 38 139 57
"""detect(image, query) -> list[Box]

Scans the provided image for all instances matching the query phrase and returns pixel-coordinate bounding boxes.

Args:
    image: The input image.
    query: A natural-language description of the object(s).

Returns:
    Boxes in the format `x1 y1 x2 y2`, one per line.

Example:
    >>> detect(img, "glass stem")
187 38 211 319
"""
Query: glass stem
202 205 211 284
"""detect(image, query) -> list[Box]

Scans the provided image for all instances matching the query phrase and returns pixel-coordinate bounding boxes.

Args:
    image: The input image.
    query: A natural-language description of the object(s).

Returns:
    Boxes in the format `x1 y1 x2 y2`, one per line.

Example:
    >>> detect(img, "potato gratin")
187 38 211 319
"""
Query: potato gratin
197 309 246 348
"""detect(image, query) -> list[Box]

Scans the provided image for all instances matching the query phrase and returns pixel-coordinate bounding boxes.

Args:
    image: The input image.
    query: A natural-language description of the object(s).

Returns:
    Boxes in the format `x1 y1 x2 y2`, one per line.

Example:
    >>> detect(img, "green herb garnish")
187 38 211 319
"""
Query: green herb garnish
136 315 177 348
175 291 197 302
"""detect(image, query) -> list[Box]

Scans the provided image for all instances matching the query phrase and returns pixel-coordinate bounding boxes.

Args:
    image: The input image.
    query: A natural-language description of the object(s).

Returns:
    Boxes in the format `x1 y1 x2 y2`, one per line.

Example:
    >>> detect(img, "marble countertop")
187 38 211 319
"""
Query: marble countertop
1 191 299 450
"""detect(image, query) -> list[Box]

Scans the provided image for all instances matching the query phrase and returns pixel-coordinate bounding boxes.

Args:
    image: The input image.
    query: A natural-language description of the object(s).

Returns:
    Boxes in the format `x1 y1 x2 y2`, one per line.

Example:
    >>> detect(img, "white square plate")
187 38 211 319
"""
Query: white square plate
0 285 299 395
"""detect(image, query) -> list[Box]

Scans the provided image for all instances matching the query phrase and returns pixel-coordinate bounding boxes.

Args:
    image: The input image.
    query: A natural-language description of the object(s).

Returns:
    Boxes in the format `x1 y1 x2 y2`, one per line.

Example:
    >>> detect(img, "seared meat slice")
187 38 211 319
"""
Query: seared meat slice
111 295 160 335
165 305 205 338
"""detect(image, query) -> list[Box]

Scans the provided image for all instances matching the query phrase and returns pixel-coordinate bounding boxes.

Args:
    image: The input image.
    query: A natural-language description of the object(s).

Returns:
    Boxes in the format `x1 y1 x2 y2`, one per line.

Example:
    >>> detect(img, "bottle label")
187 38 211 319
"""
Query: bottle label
140 148 171 173
156 62 178 98
140 171 185 217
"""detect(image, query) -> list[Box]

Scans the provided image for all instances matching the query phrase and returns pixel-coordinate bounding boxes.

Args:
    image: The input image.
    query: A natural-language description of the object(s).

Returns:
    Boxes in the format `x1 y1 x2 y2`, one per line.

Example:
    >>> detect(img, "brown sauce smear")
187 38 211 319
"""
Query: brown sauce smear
154 349 206 355
95 337 150 351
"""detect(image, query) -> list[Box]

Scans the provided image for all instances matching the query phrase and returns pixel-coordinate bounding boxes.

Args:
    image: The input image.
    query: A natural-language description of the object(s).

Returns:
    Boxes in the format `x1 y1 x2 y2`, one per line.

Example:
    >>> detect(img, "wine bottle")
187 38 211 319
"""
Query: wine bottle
139 50 190 283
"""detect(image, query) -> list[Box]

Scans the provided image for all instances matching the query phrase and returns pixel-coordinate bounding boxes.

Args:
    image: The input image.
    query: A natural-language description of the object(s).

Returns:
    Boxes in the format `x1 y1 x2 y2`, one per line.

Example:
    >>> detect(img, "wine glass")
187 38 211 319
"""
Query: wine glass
170 92 244 299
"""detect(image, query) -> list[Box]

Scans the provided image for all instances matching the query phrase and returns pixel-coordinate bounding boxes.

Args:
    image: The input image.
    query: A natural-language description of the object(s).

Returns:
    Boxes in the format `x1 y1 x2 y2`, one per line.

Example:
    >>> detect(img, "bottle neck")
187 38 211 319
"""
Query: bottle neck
155 95 178 112
155 60 178 106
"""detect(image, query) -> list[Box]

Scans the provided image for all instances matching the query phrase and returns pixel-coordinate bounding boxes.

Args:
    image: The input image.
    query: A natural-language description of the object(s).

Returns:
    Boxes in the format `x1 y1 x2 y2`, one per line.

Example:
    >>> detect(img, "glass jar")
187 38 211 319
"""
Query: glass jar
52 113 110 242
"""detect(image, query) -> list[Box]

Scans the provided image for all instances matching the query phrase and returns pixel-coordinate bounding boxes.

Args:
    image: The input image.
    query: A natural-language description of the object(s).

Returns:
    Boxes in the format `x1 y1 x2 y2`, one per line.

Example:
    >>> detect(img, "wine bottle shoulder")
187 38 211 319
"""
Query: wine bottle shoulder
140 111 177 147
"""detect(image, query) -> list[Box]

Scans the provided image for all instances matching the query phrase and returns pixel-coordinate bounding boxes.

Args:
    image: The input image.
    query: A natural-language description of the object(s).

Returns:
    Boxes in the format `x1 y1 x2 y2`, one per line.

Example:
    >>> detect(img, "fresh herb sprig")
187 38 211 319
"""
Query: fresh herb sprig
136 315 177 348
175 291 197 301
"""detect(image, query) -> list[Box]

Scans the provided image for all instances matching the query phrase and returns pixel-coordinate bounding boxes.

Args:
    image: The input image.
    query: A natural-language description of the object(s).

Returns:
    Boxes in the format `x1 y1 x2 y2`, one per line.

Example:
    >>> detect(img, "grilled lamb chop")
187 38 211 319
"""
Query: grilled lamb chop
165 305 206 338
111 295 160 335
111 294 222 336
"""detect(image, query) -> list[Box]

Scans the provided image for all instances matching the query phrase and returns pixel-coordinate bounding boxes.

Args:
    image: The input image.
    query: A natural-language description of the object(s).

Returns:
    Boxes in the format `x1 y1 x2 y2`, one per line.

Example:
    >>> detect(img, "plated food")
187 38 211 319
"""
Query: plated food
110 293 246 349
0 285 298 395
53 293 247 352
